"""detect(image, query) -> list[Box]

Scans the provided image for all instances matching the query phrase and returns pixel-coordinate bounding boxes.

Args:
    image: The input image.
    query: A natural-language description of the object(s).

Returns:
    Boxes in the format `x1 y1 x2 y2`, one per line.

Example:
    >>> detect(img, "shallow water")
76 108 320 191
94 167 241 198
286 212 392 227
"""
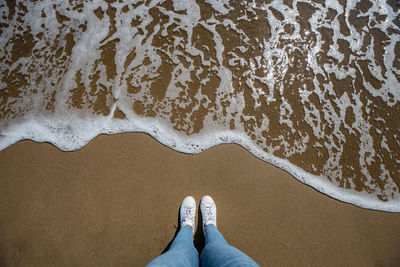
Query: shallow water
0 0 399 211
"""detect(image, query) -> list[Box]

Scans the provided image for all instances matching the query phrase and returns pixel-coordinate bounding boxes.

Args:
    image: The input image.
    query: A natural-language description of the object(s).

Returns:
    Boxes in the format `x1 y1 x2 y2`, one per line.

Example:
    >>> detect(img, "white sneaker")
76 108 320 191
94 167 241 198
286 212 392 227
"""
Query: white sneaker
180 196 196 234
200 195 217 235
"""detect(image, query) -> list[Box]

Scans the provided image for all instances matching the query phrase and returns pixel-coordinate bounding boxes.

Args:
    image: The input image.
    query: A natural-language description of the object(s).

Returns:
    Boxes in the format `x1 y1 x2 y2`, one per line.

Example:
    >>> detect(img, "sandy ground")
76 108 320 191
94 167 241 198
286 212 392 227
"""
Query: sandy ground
0 133 400 266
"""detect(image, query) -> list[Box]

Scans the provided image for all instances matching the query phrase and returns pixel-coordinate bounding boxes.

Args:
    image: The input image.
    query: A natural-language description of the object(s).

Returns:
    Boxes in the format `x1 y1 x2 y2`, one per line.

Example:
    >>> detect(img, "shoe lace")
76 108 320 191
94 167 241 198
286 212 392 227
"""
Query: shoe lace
183 207 195 223
203 205 215 223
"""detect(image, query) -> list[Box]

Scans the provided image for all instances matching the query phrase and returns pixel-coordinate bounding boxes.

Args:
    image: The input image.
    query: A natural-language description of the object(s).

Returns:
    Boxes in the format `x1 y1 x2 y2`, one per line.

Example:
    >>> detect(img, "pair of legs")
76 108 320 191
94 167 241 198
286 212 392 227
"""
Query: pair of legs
147 196 259 267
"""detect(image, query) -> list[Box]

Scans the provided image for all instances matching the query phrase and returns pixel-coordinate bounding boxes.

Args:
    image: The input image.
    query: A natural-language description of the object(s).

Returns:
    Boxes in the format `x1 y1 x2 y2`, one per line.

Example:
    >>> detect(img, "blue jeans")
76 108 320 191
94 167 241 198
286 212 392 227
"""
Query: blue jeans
147 225 259 267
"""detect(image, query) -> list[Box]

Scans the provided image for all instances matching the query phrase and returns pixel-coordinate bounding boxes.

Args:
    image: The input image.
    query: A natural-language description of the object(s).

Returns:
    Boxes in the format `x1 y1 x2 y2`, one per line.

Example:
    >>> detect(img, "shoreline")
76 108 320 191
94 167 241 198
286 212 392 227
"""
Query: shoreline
1 116 399 212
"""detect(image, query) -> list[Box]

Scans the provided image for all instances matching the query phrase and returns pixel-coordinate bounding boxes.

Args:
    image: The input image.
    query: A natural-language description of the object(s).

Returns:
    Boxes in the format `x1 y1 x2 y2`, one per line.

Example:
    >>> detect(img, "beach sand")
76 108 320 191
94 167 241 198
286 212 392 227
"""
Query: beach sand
0 133 400 266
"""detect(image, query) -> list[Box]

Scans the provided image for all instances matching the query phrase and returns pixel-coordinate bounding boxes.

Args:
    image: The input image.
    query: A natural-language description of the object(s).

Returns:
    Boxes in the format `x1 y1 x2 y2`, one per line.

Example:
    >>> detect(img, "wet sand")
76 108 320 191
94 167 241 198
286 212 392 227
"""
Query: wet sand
0 133 400 266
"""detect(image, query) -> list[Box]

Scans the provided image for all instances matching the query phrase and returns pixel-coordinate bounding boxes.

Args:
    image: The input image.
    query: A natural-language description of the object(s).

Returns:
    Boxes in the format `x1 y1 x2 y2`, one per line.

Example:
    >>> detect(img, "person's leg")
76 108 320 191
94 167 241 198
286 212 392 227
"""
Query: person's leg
147 225 199 267
200 225 259 267
199 196 259 267
147 196 199 267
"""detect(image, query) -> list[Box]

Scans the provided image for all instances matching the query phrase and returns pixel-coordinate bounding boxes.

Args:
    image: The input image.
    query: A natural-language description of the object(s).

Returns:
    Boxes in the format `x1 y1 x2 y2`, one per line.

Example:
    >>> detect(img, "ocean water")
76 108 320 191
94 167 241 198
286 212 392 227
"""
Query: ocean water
0 0 399 211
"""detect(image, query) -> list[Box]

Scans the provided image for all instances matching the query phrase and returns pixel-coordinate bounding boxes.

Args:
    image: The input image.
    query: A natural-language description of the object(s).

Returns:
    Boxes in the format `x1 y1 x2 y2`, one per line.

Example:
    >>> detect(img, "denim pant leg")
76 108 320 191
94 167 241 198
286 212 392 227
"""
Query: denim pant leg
200 225 259 267
147 226 199 267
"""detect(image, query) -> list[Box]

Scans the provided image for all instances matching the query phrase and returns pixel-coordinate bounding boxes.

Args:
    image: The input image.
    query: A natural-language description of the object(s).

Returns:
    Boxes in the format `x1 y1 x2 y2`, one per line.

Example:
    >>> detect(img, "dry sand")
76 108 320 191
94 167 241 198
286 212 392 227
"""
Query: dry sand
0 133 400 266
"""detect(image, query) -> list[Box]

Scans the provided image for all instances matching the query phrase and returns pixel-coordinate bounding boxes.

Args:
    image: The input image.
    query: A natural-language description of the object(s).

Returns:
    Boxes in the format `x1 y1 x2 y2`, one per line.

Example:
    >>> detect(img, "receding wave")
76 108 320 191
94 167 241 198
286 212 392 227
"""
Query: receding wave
1 0 399 211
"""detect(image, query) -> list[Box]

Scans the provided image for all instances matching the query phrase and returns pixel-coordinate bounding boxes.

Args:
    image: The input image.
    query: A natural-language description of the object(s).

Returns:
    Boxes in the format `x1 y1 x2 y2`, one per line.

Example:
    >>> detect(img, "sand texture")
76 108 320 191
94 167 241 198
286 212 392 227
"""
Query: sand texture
1 133 400 266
